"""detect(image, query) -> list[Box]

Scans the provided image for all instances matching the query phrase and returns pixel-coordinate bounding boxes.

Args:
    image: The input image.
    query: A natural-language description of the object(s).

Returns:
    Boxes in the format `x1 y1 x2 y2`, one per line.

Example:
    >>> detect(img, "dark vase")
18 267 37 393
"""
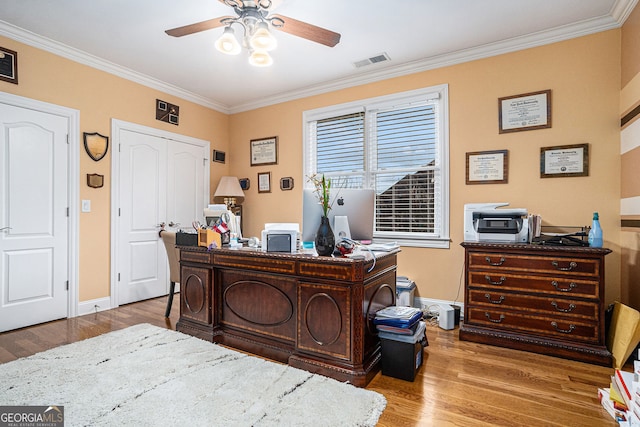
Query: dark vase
315 216 335 256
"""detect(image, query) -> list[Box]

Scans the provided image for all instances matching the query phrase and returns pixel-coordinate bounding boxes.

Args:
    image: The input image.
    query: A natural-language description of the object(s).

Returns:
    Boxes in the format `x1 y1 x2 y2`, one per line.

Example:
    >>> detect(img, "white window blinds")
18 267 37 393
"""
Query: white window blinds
304 85 449 248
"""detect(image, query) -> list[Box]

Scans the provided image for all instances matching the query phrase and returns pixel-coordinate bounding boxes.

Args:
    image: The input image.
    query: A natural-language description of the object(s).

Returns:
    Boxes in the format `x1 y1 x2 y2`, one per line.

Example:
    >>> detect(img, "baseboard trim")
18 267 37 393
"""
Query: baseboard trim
77 297 113 317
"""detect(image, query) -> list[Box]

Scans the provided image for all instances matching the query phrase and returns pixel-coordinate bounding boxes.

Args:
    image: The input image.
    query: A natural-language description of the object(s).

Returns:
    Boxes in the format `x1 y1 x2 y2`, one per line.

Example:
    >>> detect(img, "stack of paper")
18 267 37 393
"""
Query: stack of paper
598 360 640 425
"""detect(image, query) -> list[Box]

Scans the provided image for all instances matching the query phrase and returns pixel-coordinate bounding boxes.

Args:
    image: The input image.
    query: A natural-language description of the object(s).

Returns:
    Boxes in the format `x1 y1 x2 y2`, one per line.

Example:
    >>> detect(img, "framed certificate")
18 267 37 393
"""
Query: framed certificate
499 90 551 133
540 143 589 178
466 150 508 184
258 172 271 193
250 136 278 166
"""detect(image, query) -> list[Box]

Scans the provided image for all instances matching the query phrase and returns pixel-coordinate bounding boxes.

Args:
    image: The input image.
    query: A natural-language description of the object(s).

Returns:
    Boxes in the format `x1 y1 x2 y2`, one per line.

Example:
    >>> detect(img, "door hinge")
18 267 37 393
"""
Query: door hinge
119 143 121 153
66 134 69 144
66 280 69 290
66 207 69 217
118 208 121 217
118 273 121 282
203 158 207 166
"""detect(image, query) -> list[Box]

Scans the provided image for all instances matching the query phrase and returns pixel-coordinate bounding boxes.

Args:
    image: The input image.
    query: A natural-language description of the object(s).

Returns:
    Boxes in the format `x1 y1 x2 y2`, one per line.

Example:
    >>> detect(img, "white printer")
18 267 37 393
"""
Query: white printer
464 203 529 243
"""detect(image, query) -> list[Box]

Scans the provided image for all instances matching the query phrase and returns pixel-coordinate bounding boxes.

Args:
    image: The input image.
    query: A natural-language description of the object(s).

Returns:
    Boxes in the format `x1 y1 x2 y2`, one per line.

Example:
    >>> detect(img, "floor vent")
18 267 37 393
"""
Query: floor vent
354 52 391 68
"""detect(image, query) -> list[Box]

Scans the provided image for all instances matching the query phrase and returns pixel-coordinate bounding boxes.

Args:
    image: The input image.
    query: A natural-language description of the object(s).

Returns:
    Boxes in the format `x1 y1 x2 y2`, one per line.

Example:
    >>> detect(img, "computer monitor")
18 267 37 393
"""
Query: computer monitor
302 188 375 242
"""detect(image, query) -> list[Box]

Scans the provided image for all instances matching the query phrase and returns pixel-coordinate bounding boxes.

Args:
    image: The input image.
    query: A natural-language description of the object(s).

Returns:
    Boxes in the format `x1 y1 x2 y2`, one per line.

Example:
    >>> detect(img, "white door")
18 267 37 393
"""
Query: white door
117 127 207 305
0 104 69 332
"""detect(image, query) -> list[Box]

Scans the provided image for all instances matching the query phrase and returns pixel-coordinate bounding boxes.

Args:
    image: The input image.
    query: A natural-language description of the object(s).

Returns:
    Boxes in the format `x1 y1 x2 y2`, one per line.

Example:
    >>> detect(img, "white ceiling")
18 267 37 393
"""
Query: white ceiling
0 0 636 113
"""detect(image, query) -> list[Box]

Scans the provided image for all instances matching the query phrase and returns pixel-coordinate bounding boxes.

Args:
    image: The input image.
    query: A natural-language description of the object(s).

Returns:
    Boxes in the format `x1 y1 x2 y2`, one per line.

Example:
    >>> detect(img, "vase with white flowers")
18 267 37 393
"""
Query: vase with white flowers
308 174 336 256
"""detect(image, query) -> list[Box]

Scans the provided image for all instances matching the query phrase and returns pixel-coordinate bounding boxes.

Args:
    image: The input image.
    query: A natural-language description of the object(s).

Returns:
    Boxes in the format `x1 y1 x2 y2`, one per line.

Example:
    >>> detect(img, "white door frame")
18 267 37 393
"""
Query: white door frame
110 119 210 309
0 91 80 320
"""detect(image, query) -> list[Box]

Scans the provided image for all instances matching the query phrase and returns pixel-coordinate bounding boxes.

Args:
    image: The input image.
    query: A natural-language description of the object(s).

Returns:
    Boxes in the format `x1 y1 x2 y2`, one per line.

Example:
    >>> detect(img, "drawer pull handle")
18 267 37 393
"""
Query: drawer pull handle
485 256 505 266
484 275 506 285
484 293 505 304
485 312 505 323
551 281 577 292
551 301 576 313
551 322 576 334
551 260 577 271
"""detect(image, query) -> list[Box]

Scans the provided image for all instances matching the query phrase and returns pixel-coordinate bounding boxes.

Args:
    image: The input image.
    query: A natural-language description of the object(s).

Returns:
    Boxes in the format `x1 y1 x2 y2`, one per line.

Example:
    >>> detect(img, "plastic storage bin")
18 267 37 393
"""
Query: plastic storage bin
379 321 427 381
396 277 416 307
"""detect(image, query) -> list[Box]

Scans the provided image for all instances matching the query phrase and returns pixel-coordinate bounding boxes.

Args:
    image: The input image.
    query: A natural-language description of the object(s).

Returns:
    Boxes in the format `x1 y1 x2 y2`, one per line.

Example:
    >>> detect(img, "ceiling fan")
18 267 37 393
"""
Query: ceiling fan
165 0 341 66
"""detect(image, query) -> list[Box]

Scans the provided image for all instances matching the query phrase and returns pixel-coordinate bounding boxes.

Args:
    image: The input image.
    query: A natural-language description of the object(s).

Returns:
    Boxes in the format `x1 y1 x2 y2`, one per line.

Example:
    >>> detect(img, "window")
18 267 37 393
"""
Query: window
303 85 449 248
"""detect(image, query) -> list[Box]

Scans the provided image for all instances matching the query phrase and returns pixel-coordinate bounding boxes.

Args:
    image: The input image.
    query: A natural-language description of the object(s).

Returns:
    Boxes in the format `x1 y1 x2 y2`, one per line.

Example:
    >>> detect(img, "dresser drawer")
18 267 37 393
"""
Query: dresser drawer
466 307 599 343
468 289 599 319
468 252 601 277
468 271 599 298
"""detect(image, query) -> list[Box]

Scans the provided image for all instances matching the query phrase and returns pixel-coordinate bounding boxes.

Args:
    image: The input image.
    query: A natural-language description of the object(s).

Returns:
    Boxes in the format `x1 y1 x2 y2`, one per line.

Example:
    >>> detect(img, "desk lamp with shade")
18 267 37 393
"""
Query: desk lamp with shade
214 176 245 209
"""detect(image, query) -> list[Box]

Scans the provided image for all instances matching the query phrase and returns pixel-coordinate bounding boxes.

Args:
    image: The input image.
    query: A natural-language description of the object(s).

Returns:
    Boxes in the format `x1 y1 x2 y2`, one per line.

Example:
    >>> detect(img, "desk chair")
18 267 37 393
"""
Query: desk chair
159 230 180 317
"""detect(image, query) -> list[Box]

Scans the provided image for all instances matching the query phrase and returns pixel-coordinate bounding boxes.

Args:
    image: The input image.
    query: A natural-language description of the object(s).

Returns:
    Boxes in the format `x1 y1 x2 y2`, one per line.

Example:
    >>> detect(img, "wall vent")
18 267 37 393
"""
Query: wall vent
353 52 391 68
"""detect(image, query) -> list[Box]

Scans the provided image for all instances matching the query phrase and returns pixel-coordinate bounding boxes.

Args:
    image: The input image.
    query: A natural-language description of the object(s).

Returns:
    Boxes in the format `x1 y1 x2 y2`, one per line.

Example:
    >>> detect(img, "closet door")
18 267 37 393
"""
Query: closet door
117 129 207 305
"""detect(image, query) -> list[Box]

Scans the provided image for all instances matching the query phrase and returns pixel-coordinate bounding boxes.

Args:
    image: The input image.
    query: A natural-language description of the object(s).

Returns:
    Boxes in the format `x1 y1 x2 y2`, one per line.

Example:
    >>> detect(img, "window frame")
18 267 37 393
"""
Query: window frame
303 84 450 249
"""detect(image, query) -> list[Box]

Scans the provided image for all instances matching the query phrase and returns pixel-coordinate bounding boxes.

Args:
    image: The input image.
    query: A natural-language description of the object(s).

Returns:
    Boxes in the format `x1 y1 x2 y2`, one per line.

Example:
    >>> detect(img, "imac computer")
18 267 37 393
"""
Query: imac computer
302 188 375 243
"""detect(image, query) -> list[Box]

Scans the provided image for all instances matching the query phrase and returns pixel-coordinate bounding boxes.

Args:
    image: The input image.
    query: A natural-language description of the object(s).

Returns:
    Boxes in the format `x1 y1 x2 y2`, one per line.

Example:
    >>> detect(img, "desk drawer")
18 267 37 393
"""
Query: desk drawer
468 289 598 319
468 252 601 277
468 271 599 298
466 307 598 343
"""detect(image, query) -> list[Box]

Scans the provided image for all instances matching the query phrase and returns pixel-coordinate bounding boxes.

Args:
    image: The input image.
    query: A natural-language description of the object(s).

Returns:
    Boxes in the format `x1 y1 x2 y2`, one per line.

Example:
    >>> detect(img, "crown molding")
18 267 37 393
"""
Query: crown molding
230 13 623 113
0 3 632 115
0 20 230 113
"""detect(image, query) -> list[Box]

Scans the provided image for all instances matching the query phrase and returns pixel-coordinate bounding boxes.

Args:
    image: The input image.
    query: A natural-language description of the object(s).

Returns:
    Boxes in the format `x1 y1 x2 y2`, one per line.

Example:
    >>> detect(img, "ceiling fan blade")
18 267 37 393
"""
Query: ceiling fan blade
165 16 233 37
270 14 341 47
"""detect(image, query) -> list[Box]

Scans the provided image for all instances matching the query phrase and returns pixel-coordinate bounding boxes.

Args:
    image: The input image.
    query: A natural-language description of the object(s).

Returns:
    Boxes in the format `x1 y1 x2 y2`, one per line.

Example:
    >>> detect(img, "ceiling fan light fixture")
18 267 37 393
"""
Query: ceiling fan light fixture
215 26 242 55
249 22 277 51
248 49 273 67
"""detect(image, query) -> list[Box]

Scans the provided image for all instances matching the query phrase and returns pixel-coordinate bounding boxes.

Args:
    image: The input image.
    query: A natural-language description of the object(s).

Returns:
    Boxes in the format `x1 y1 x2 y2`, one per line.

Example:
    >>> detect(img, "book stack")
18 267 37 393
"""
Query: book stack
598 356 640 425
374 306 424 336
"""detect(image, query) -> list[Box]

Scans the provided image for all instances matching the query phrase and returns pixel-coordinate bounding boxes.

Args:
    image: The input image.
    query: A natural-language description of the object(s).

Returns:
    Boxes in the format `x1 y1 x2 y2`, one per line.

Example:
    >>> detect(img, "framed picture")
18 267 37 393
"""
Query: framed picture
213 149 226 163
465 150 508 184
250 136 278 166
258 172 271 193
499 89 551 134
0 47 18 84
540 143 589 178
239 178 250 191
280 177 294 191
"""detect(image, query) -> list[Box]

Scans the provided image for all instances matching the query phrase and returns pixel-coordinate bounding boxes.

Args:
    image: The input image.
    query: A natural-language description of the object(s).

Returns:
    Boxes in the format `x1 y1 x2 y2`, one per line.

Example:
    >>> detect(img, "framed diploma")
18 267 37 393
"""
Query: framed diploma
250 136 278 166
258 172 271 193
499 90 551 134
466 150 508 185
540 143 589 178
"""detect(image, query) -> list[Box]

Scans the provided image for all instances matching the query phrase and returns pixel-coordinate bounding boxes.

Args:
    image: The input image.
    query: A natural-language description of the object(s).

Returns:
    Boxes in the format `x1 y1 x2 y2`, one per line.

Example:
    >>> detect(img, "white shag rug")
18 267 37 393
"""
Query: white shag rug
0 323 386 427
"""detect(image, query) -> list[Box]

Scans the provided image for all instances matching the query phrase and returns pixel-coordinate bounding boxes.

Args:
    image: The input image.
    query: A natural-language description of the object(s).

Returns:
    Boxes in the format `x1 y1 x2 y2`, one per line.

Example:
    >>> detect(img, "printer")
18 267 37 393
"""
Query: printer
464 203 529 243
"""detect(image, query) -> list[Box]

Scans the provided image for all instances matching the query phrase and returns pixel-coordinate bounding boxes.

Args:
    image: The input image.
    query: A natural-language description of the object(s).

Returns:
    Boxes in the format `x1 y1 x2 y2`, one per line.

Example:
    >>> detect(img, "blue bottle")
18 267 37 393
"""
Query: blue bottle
588 212 603 248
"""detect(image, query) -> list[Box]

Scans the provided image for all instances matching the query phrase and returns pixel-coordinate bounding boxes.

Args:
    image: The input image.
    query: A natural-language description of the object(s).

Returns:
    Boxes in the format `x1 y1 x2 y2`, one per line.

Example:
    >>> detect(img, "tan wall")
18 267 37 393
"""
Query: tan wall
230 30 623 305
0 36 230 301
0 28 625 307
621 5 640 309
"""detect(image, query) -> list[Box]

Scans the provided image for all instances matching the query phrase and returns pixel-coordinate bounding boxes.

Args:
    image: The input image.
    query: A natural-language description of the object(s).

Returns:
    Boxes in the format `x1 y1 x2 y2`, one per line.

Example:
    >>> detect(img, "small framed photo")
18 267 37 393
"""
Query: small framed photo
280 177 294 191
213 149 226 163
540 143 589 178
466 150 508 184
250 137 278 166
499 89 551 134
239 177 250 191
0 47 18 85
258 172 271 193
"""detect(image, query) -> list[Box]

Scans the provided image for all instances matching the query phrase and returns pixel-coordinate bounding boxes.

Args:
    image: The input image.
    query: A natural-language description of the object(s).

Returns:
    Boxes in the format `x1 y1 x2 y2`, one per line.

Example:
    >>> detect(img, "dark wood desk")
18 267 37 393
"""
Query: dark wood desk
176 246 398 386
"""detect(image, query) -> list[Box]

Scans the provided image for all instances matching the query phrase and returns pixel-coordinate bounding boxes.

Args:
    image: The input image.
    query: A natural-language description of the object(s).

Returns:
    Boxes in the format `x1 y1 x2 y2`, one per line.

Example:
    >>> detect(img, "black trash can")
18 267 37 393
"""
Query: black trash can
379 321 427 381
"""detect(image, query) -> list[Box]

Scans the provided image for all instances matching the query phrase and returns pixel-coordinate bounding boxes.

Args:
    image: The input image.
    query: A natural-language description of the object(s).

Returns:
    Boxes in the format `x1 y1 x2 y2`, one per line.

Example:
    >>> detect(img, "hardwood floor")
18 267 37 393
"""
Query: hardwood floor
0 296 617 426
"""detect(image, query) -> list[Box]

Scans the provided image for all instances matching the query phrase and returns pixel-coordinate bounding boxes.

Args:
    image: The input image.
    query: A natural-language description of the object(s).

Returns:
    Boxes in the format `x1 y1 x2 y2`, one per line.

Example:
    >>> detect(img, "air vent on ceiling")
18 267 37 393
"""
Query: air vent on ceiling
353 52 391 68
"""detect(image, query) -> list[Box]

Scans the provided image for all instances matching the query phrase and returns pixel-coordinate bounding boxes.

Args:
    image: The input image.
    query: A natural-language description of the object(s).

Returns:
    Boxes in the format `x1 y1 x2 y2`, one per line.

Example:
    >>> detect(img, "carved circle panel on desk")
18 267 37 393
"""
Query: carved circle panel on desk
181 266 211 325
